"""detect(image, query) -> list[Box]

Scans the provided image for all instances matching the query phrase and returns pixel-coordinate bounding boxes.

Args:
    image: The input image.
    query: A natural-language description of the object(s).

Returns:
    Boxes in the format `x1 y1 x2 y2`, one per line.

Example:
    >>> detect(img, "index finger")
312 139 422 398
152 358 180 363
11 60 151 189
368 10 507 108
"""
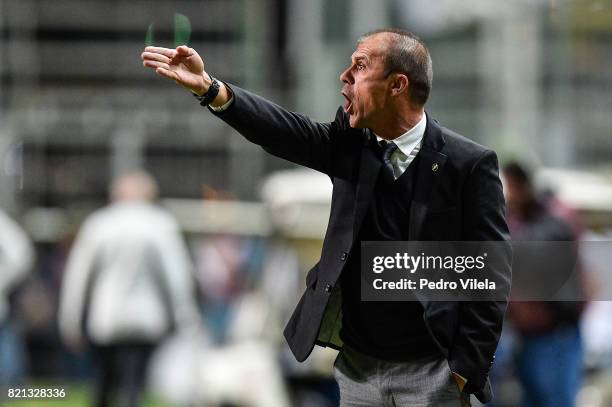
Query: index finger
144 46 176 58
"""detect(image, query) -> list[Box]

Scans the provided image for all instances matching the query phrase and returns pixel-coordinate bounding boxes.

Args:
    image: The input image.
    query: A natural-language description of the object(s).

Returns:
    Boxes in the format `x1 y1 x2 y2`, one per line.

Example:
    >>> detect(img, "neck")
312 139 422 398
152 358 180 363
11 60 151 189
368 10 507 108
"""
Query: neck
374 106 424 140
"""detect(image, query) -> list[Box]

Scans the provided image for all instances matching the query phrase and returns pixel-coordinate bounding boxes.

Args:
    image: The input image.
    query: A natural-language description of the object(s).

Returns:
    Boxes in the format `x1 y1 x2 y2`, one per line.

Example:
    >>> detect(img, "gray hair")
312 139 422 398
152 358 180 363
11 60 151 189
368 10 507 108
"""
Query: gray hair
359 28 433 106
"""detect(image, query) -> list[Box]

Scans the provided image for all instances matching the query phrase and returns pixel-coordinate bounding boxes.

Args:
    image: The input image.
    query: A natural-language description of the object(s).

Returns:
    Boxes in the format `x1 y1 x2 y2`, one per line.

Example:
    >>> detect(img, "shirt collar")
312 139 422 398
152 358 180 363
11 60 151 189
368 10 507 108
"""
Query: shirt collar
375 112 427 156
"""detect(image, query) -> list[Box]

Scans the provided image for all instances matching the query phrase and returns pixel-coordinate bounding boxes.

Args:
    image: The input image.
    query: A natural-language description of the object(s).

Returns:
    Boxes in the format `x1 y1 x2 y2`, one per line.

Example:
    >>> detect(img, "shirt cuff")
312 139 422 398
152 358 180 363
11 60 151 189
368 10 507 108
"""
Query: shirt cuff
192 83 234 112
209 89 234 112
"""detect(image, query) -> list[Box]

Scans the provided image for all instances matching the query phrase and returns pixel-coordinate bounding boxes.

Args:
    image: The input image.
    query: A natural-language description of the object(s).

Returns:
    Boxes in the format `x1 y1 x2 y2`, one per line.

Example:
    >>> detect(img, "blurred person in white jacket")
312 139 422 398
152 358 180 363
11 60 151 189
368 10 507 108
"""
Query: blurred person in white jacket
0 210 34 385
58 171 200 407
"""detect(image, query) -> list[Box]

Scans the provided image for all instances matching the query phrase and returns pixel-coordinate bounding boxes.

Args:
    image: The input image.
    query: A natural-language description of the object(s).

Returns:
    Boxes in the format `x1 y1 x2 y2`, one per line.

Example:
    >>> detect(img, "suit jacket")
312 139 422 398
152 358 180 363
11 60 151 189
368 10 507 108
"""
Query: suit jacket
209 85 512 403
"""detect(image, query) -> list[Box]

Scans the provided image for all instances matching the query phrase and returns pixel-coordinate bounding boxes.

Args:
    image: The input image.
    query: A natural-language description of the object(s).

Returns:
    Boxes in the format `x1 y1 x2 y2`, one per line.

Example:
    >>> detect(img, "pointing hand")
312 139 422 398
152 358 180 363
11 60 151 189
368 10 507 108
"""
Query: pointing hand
141 45 210 95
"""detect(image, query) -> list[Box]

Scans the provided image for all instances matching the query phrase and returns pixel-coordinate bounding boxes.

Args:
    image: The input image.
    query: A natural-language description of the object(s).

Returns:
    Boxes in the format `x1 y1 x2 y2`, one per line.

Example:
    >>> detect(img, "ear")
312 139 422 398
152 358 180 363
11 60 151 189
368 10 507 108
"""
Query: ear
389 74 409 96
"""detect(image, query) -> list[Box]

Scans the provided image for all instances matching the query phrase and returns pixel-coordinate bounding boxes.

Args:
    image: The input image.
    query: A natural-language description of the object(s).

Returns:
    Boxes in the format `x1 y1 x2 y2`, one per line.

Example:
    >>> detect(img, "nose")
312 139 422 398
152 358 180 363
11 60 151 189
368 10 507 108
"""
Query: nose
340 65 353 84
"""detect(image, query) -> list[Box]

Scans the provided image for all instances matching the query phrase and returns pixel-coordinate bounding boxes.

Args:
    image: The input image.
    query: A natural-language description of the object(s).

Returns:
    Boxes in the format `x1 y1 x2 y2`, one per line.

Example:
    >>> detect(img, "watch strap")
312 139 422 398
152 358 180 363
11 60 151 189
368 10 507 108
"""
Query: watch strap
194 74 220 106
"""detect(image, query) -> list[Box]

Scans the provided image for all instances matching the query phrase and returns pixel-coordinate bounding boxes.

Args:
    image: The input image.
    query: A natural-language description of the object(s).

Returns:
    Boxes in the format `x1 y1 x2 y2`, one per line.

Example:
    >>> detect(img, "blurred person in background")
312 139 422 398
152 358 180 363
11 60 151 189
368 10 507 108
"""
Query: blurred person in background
58 171 201 407
0 209 34 385
142 27 511 406
503 161 586 407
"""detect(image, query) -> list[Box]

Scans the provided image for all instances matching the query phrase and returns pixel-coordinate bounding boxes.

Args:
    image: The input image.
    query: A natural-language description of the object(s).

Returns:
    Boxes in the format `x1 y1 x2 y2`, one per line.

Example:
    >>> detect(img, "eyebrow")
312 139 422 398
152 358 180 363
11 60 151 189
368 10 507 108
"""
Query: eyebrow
351 55 368 64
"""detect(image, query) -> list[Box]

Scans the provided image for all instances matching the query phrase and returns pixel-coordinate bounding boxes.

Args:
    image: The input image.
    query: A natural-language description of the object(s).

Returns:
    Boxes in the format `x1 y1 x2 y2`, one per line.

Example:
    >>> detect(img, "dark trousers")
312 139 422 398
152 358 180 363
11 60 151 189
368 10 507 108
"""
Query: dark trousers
92 342 155 407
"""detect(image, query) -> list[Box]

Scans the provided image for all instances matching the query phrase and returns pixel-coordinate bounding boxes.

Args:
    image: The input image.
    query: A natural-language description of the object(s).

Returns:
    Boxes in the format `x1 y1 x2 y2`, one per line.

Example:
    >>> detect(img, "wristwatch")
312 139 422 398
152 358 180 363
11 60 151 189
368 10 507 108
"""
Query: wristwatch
194 74 220 106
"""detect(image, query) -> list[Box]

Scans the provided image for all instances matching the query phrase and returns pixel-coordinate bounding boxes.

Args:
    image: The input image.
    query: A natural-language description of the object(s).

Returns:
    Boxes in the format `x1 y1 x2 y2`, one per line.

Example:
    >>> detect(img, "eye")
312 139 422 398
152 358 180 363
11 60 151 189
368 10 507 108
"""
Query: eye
357 63 365 71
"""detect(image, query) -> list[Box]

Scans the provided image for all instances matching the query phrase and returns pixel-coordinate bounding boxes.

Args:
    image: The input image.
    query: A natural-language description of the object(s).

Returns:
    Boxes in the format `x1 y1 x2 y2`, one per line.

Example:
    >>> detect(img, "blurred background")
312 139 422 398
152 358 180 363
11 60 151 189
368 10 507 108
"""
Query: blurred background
1 0 612 406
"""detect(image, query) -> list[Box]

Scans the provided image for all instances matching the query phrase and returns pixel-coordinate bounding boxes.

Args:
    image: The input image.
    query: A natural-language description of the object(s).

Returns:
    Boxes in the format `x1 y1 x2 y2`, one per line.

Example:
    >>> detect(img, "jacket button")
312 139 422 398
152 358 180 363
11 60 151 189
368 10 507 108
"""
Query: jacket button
325 284 333 292
340 252 348 261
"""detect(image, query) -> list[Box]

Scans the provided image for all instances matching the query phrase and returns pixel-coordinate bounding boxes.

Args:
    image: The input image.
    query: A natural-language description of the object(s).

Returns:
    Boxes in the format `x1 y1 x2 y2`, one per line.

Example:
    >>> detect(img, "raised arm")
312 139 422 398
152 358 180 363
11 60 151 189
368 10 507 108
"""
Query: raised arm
141 45 341 175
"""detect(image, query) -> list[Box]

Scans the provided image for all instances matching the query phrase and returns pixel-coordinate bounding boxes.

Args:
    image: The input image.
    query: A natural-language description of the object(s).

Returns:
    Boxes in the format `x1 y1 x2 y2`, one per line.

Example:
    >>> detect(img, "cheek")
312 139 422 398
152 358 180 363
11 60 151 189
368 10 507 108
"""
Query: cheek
358 83 382 110
371 87 388 108
355 88 373 112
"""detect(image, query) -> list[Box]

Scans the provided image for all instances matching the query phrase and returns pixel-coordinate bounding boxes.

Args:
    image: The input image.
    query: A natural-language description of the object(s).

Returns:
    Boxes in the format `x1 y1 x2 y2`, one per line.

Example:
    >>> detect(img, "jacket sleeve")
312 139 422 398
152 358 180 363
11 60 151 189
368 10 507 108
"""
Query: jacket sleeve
58 219 99 344
449 150 512 392
155 219 201 331
207 85 345 175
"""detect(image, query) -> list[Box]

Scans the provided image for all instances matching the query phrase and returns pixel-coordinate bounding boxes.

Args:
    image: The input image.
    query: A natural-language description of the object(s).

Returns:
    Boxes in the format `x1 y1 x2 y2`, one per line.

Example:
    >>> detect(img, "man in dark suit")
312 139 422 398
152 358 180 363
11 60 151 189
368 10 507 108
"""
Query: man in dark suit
142 28 511 406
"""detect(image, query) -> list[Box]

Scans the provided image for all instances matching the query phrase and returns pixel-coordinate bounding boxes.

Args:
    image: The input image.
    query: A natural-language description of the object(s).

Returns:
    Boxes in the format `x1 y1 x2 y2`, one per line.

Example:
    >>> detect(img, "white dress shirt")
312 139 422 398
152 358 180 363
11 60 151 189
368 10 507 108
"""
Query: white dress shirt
376 112 427 179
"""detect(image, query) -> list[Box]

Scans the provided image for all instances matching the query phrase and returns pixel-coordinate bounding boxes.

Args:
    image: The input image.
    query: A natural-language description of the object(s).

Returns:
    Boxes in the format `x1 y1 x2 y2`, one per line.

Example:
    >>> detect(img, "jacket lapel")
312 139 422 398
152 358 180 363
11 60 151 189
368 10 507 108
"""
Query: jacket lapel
352 130 382 241
408 116 448 240
352 117 447 242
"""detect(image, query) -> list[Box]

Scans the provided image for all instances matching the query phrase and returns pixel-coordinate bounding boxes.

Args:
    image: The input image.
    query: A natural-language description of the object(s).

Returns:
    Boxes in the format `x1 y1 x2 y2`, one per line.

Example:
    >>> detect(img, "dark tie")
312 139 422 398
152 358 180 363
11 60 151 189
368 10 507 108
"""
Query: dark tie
380 141 398 183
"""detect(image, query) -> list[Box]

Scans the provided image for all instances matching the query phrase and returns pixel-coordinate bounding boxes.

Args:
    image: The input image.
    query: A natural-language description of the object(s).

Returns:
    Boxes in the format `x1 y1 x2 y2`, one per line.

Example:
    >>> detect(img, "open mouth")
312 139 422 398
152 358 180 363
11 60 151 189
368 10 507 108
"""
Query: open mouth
342 92 353 114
